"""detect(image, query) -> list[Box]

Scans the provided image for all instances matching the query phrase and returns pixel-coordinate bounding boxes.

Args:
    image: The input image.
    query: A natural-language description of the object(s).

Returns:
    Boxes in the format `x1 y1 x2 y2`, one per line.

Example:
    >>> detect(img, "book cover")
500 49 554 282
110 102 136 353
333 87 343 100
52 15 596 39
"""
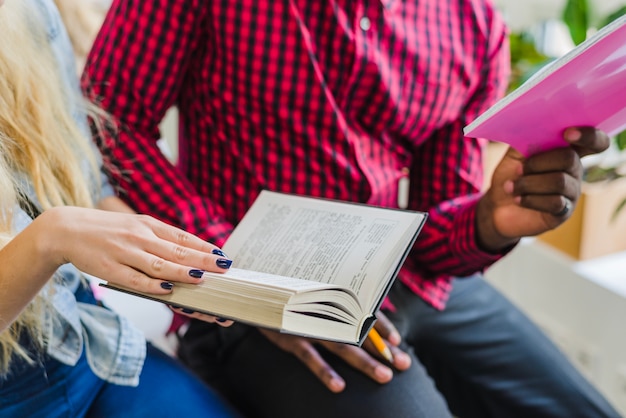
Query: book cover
464 15 626 157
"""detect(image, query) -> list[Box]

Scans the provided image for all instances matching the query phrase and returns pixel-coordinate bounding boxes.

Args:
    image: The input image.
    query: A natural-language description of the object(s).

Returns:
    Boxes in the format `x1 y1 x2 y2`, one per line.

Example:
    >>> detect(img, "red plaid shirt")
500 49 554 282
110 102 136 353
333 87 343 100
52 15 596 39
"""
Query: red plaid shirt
84 0 510 312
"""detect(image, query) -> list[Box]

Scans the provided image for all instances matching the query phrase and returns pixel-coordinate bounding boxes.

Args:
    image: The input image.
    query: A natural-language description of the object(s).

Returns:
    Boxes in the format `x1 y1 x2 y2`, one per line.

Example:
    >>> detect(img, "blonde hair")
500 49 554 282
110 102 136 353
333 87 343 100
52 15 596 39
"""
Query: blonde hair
0 0 100 373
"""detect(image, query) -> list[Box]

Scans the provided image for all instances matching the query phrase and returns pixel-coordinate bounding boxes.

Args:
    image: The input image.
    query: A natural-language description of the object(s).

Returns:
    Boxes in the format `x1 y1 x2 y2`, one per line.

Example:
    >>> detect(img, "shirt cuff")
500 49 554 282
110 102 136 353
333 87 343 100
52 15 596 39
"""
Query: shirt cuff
448 194 513 270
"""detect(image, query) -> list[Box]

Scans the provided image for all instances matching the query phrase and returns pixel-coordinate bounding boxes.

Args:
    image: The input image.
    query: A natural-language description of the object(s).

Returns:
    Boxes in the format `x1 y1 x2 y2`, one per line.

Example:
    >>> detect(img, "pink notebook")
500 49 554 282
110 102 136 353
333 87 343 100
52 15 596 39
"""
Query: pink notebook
464 15 626 157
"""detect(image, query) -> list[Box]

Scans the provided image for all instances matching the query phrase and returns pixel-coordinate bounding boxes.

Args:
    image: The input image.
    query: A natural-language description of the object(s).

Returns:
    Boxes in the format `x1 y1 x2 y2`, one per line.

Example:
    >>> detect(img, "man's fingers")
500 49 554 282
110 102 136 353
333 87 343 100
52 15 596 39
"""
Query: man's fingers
169 306 234 327
563 127 610 157
373 311 401 346
291 341 346 393
322 342 393 384
258 329 345 392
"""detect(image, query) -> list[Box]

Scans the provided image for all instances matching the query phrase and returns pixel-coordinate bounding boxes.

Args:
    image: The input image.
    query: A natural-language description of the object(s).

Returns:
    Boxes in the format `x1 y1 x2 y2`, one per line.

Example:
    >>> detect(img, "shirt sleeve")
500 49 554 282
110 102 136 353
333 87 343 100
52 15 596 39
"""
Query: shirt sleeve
81 0 233 245
405 13 511 279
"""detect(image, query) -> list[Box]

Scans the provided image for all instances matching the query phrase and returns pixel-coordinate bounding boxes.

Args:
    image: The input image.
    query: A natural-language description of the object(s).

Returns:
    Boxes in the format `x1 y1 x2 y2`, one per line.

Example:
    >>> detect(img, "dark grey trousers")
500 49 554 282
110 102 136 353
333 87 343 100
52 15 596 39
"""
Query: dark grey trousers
178 275 620 418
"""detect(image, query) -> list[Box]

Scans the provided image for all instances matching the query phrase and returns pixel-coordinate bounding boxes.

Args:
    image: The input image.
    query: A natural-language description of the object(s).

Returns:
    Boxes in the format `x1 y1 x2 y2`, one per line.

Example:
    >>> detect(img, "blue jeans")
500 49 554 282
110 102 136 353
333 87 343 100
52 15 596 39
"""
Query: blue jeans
0 283 239 418
0 343 238 418
178 274 620 418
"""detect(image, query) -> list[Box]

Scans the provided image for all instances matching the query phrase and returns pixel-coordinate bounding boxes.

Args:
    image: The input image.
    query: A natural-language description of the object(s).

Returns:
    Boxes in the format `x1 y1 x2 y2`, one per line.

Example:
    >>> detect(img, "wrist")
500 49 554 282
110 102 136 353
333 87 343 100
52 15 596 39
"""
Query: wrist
31 208 70 268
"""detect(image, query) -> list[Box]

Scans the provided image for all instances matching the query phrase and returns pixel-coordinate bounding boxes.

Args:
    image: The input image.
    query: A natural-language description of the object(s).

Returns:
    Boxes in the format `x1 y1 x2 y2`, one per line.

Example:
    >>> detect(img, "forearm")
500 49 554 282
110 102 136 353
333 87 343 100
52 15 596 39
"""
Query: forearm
410 194 508 278
0 210 63 332
82 0 230 240
407 122 507 277
407 24 511 276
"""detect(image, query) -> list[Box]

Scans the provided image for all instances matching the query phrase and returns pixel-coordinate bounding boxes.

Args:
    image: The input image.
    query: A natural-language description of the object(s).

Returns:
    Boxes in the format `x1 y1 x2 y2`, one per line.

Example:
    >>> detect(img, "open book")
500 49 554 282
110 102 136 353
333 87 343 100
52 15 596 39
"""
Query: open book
464 14 626 156
102 191 427 345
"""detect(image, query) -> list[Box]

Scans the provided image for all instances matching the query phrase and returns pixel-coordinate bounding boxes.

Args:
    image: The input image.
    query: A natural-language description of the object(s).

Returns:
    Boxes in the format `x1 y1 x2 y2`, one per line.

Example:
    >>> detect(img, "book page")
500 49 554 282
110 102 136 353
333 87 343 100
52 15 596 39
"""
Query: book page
223 191 425 306
206 267 341 292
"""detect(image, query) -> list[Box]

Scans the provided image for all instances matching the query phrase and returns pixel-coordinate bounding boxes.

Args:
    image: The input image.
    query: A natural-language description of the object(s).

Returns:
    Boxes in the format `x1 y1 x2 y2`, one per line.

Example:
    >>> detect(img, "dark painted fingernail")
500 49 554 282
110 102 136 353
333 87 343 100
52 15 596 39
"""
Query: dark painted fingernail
182 308 195 314
188 269 205 279
216 317 228 323
212 249 227 257
160 281 174 290
216 258 233 269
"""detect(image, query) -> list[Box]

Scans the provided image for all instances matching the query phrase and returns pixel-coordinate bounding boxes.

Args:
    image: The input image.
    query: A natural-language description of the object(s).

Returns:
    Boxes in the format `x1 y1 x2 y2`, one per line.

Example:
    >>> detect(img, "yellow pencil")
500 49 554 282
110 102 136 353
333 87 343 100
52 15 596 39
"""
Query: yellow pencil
368 328 393 363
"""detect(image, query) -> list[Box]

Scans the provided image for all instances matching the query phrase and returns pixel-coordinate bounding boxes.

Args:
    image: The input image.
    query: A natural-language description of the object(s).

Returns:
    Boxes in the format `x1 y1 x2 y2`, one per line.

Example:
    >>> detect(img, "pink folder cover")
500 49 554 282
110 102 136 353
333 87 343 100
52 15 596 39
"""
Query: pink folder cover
464 15 626 157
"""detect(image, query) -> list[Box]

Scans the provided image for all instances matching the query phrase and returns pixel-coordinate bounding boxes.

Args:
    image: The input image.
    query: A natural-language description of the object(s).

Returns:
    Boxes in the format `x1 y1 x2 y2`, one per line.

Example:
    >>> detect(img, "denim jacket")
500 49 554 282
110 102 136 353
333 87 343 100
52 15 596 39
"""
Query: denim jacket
11 0 147 386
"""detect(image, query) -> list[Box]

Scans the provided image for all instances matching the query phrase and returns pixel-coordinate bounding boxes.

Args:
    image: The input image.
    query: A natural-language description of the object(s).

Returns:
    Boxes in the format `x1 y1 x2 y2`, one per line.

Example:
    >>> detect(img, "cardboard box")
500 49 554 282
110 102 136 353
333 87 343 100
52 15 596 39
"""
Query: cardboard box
482 142 508 191
538 177 626 260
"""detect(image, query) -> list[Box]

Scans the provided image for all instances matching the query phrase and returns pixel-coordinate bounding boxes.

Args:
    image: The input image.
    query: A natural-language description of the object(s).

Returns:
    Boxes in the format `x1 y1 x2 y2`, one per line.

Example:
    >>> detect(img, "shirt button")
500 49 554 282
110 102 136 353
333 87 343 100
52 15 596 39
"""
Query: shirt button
360 16 371 31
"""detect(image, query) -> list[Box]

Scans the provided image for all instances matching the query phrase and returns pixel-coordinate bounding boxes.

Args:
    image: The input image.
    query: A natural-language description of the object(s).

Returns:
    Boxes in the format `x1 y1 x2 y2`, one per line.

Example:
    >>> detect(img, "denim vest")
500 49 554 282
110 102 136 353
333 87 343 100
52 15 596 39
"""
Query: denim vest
10 0 147 386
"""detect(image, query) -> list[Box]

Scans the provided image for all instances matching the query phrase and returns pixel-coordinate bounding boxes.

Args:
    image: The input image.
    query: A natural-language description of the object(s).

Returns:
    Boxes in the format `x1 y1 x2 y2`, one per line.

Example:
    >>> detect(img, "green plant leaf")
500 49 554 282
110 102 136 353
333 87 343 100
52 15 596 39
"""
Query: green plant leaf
599 8 626 221
615 130 626 152
508 33 550 92
584 165 622 183
612 197 626 222
599 6 626 28
562 0 590 45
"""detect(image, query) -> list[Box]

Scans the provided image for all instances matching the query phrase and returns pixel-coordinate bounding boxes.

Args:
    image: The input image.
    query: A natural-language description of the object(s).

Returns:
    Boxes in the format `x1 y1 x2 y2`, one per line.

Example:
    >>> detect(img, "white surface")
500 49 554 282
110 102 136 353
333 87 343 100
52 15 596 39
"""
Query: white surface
485 238 626 415
574 251 626 298
493 0 566 31
89 276 178 356
493 0 626 31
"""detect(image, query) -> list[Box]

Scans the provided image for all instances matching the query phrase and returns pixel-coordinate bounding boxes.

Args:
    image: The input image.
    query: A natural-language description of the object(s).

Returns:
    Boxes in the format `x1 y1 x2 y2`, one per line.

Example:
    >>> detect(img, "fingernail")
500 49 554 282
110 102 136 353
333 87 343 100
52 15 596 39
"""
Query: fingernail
188 269 205 279
387 331 401 346
329 373 345 392
564 128 581 142
216 258 233 269
375 365 393 381
394 352 411 367
160 282 174 290
182 308 195 314
216 317 228 323
212 249 227 257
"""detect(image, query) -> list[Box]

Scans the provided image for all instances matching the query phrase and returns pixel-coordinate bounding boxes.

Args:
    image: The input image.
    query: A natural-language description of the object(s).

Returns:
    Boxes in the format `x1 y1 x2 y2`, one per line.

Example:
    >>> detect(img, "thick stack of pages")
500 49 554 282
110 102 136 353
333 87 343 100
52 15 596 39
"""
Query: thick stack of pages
104 191 427 345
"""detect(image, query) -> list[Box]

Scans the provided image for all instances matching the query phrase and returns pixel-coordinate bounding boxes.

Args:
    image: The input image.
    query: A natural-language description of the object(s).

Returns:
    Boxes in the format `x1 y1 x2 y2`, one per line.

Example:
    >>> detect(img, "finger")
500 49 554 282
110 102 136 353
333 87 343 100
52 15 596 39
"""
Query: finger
290 340 346 392
362 329 411 370
322 342 393 384
387 344 412 370
553 197 573 218
373 312 401 346
141 239 233 275
523 148 582 179
563 127 610 157
122 230 233 280
169 306 234 327
215 318 234 327
151 241 233 273
513 172 580 201
519 194 576 218
117 248 216 284
141 216 235 270
147 215 222 254
119 216 233 274
107 265 177 294
258 330 346 392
